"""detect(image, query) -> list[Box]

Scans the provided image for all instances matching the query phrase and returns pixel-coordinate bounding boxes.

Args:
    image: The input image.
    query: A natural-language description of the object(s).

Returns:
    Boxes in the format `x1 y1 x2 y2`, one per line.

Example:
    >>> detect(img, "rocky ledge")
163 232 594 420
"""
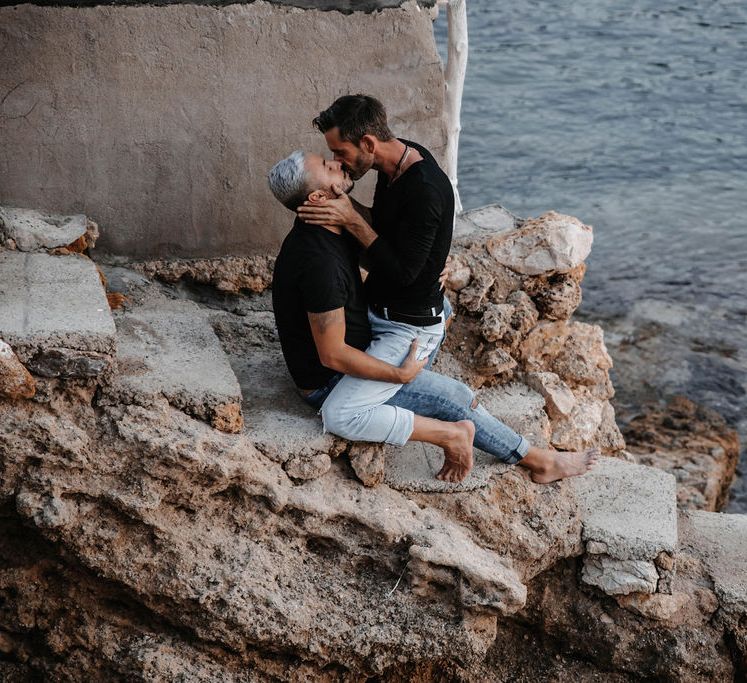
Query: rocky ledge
0 204 743 681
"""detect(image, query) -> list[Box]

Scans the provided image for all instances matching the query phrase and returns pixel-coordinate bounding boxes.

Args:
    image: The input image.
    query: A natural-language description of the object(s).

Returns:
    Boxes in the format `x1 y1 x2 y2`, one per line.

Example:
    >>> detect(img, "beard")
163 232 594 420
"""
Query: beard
344 149 375 181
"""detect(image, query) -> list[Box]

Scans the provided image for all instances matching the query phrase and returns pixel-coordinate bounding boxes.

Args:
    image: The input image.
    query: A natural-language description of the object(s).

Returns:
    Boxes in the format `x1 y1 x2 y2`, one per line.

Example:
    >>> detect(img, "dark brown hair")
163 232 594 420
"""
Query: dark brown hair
313 94 394 145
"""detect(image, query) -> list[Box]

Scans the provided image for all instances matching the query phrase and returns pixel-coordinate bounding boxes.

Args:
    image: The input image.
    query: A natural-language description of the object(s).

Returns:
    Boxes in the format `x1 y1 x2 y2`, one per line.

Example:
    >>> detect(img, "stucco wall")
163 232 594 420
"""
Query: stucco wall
0 1 446 259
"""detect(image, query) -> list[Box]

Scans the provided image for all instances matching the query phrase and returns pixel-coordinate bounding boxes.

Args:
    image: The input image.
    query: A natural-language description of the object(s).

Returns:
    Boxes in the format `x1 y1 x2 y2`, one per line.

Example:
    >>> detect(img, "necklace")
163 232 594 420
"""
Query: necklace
389 144 410 186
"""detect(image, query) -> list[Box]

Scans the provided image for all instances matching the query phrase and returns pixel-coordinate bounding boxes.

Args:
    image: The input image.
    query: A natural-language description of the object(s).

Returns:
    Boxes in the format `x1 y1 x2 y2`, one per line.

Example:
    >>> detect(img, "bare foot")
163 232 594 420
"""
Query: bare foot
436 420 476 483
529 447 600 484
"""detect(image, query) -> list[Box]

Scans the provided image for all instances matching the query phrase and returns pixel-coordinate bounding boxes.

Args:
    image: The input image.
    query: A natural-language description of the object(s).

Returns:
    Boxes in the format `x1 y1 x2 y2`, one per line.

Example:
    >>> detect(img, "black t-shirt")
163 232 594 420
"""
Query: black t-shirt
272 218 371 390
364 139 454 312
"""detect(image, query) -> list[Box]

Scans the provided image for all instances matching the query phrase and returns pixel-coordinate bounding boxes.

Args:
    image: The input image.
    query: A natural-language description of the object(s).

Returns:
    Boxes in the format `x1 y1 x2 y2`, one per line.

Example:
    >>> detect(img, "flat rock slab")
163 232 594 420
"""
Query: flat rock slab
454 203 519 243
571 457 678 561
0 206 88 251
681 510 747 613
108 296 243 432
383 442 509 493
234 346 345 477
0 252 115 373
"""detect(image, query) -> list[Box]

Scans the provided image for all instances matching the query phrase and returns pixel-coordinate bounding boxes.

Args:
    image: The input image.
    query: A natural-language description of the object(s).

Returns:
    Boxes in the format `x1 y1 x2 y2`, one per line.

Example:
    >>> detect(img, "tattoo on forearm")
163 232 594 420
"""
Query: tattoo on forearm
309 309 343 333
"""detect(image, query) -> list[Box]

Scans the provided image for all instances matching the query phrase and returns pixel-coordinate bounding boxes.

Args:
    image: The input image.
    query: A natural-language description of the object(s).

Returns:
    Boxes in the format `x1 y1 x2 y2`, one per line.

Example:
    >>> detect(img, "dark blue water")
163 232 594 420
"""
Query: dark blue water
434 1 747 510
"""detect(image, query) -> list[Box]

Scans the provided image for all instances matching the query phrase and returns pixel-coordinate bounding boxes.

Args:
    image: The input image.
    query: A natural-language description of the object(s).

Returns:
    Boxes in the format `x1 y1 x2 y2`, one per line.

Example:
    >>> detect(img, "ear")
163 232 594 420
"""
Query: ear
360 134 376 154
307 190 328 203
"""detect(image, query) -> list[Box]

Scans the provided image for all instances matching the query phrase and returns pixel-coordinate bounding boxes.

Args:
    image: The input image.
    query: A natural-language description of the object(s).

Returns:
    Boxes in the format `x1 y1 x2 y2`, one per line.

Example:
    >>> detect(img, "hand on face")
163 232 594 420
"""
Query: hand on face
297 183 357 229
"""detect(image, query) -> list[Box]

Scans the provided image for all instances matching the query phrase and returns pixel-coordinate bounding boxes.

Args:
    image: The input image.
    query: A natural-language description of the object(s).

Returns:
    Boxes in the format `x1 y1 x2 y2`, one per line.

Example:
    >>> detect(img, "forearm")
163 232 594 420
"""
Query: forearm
350 197 372 225
344 213 378 249
323 344 403 383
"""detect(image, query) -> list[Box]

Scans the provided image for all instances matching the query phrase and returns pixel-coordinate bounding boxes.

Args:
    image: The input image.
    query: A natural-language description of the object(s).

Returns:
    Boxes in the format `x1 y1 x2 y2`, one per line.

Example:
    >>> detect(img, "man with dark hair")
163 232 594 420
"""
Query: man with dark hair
269 149 599 484
297 94 465 472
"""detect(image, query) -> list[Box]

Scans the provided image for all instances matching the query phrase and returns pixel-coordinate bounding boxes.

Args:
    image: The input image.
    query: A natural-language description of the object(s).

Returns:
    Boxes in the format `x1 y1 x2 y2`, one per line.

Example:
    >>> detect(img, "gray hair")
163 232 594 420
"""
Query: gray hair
267 150 309 211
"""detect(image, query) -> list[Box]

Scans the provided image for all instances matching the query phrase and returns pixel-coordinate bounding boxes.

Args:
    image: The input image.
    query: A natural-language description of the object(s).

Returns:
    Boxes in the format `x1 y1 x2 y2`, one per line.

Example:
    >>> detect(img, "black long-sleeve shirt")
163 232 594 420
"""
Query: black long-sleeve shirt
364 139 454 313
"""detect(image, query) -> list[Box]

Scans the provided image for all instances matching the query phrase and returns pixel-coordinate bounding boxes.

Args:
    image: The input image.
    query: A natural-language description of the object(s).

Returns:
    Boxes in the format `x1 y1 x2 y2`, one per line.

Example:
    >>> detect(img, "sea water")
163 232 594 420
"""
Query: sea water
434 0 747 510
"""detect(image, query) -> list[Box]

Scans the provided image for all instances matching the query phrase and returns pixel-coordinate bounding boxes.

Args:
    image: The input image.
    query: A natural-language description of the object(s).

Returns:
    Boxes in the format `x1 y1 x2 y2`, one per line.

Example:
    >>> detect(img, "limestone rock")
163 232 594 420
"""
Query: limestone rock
348 443 386 487
504 290 539 348
382 442 507 493
572 458 678 569
459 270 494 313
444 255 472 291
550 388 624 453
524 271 583 320
0 340 35 399
104 295 243 433
284 451 331 480
133 255 275 295
0 207 92 252
478 382 552 448
26 348 111 379
453 204 520 243
485 211 593 276
520 320 614 399
474 347 517 381
616 591 688 620
479 303 513 343
0 252 116 372
524 371 575 420
582 555 659 595
623 396 740 511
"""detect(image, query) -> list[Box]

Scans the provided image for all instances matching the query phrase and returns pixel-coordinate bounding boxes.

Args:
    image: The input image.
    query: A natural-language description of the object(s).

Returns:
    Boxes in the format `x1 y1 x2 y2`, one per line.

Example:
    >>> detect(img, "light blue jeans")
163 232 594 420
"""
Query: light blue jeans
311 297 530 463
319 308 446 446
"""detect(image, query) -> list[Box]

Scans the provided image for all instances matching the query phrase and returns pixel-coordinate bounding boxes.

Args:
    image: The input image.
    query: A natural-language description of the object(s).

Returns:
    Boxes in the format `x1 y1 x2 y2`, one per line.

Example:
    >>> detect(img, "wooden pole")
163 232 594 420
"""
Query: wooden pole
443 0 467 215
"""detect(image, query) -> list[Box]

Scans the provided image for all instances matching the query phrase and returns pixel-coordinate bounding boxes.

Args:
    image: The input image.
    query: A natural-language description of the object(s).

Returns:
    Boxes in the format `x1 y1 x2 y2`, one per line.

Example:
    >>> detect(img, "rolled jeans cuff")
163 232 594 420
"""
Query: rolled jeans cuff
384 405 415 447
512 435 531 463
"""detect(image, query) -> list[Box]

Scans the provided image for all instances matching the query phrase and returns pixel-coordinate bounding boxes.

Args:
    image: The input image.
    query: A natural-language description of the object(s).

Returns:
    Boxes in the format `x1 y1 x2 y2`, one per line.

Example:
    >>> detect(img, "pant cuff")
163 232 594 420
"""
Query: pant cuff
384 406 414 447
512 435 531 463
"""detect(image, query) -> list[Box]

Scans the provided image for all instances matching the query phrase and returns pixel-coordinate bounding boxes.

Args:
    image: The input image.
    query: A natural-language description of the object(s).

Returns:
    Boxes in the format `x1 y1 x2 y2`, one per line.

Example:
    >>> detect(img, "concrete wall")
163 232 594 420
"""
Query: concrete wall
0 1 446 259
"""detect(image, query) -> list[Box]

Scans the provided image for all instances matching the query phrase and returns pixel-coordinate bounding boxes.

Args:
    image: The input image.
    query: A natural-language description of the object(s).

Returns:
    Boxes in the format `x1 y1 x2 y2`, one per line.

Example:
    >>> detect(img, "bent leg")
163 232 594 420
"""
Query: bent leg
321 315 444 445
386 369 529 464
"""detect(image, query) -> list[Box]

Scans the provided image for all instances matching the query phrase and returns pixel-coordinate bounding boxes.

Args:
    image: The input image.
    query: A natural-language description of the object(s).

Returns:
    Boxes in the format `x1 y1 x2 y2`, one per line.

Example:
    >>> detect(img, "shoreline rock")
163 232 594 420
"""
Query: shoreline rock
0 203 744 681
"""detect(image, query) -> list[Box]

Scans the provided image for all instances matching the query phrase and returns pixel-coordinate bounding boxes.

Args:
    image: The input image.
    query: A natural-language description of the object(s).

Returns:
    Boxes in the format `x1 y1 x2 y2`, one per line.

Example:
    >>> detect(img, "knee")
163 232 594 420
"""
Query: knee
321 402 359 439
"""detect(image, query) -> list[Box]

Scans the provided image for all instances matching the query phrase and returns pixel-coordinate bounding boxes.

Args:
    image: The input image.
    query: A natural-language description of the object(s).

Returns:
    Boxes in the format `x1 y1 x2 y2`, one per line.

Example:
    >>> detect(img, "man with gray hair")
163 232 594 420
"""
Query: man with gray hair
268 149 599 484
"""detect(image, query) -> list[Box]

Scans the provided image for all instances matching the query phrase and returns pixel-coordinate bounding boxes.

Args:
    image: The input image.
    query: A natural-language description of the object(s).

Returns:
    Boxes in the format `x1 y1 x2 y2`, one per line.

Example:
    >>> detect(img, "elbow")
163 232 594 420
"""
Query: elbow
318 349 344 372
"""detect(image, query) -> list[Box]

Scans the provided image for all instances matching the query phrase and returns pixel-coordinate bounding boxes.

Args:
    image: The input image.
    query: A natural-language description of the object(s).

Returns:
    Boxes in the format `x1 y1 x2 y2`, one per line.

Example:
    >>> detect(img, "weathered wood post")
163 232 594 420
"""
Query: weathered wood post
442 0 468 215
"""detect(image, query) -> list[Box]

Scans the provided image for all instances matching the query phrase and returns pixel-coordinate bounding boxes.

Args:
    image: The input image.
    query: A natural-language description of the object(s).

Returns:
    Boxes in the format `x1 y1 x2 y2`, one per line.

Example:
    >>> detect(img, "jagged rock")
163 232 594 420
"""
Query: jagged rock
485 211 593 276
0 340 35 399
474 347 517 381
615 591 689 620
5 204 744 680
0 207 95 252
459 270 494 313
582 555 659 595
444 255 471 291
349 443 387 487
26 348 111 378
479 303 513 343
504 290 539 348
524 270 583 320
623 396 740 511
550 388 624 452
520 320 615 400
133 255 275 294
524 371 575 420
